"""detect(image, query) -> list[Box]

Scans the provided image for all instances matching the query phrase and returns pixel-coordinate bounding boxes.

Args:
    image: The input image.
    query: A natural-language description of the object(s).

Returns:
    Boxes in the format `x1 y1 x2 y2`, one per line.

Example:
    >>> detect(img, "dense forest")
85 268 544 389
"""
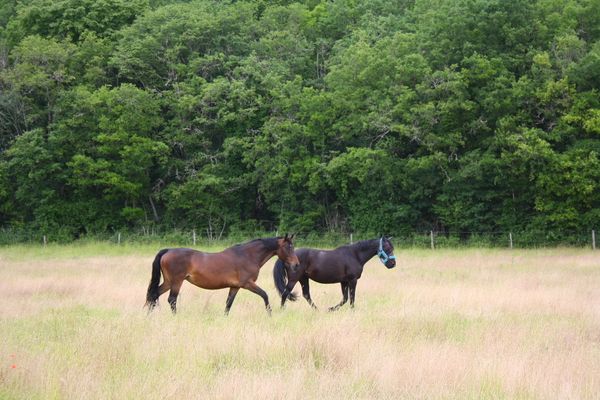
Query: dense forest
0 0 599 242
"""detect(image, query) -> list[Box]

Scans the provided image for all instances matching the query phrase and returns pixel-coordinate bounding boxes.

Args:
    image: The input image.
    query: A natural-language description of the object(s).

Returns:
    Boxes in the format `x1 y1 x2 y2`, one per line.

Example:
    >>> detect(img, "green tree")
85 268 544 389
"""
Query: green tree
5 0 148 44
111 2 259 89
0 35 75 131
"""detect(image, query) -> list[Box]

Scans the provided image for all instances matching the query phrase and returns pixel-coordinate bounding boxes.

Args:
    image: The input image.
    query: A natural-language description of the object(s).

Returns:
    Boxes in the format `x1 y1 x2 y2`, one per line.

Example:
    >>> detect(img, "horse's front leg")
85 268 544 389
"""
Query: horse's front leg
243 281 272 316
328 282 349 312
299 276 318 310
281 279 298 308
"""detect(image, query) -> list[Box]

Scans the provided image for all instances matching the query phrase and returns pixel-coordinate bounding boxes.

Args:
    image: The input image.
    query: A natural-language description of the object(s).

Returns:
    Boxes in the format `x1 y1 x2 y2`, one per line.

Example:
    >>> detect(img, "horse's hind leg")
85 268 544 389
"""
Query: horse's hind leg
147 282 171 312
299 277 318 310
168 280 184 315
158 282 170 297
224 287 240 316
328 282 349 312
348 279 358 308
243 281 272 316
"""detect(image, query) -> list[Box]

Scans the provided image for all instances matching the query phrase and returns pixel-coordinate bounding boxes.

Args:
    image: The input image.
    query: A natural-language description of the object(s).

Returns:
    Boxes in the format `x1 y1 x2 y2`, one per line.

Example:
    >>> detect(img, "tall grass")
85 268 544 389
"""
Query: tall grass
1 245 599 399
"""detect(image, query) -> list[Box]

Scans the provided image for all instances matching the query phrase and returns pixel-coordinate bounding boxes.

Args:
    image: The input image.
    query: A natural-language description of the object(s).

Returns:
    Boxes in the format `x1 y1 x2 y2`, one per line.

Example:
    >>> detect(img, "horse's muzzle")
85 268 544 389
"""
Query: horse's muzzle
385 261 396 269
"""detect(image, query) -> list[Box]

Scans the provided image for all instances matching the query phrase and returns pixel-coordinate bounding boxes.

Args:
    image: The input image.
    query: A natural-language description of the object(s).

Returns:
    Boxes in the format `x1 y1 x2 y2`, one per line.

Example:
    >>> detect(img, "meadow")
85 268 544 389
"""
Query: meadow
0 243 599 399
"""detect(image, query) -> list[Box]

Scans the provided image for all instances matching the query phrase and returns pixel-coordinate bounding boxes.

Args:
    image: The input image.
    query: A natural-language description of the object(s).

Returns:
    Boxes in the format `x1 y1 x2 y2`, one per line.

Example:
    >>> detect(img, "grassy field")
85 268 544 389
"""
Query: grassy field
0 243 599 399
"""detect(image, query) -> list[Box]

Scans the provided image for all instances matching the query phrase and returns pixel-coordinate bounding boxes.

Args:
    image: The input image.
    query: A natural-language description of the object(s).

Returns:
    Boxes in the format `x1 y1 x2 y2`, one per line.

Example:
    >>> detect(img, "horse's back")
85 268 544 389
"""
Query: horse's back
298 247 349 264
162 247 203 262
160 248 203 275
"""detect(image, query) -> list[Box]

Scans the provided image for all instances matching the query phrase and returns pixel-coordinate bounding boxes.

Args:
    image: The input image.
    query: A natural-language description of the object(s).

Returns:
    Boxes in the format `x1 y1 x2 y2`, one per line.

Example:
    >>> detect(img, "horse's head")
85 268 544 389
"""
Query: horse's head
378 236 396 269
276 233 300 270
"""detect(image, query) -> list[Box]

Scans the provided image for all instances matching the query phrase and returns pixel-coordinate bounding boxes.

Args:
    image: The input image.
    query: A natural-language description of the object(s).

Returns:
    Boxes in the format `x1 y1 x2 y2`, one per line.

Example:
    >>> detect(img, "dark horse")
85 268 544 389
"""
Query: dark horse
273 237 396 310
146 234 299 315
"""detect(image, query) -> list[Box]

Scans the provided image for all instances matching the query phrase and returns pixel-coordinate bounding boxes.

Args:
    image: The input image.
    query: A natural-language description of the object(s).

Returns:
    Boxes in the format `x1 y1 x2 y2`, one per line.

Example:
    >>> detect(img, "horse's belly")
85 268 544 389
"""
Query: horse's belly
186 272 237 290
311 277 340 284
309 271 343 284
309 264 358 284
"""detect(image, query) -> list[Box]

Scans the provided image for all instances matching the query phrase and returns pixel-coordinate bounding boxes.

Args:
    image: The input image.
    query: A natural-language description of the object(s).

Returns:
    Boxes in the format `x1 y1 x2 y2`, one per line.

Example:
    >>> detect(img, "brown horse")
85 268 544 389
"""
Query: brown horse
146 234 299 315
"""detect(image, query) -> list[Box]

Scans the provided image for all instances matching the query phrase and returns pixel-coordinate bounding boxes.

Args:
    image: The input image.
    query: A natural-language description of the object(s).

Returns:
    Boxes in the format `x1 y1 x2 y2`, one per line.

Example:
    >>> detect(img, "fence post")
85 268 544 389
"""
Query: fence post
117 232 121 245
193 229 196 246
593 230 596 250
43 235 47 247
430 231 434 250
509 232 513 249
350 233 353 244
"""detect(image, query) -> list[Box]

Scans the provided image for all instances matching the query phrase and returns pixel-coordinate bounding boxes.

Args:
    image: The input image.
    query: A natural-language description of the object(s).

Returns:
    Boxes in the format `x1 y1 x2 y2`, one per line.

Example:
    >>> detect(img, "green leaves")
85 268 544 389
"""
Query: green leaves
111 2 259 89
534 148 600 230
1 35 76 128
1 0 600 239
5 0 148 43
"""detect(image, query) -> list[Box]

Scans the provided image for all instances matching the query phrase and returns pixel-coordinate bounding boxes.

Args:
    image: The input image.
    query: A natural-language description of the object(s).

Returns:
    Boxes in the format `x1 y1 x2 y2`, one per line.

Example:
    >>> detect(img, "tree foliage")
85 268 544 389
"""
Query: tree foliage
0 0 598 240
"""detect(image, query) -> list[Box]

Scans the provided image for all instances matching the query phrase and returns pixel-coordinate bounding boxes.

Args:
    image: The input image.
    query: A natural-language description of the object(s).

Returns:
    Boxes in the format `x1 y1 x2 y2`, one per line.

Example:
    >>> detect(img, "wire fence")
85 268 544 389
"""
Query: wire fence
342 230 597 249
400 230 596 249
0 227 597 249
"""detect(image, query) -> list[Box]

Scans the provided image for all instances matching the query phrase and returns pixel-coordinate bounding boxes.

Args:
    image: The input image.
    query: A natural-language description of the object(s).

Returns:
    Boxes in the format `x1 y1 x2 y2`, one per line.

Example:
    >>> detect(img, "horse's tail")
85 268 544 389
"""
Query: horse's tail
146 249 169 308
273 259 297 301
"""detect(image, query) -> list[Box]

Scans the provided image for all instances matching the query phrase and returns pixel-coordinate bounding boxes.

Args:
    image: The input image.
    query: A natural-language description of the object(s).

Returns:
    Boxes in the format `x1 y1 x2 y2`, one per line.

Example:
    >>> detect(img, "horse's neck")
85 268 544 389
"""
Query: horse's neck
245 240 277 268
354 239 379 265
256 248 277 267
235 239 277 268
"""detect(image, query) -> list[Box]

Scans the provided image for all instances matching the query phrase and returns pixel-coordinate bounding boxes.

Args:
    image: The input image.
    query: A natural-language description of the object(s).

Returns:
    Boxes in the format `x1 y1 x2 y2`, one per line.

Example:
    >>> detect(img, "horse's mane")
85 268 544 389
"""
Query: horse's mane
257 237 280 251
344 239 377 252
233 237 280 253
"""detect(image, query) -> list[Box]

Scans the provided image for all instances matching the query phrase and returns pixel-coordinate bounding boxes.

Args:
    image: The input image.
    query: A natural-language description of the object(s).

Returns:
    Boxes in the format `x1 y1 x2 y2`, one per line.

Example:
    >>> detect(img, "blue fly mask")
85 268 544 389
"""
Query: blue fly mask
378 237 396 265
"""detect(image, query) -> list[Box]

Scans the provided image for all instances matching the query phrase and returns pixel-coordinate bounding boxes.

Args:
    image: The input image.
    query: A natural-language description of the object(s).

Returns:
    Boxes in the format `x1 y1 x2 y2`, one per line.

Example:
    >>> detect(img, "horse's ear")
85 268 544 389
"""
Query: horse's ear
284 232 289 240
290 233 295 240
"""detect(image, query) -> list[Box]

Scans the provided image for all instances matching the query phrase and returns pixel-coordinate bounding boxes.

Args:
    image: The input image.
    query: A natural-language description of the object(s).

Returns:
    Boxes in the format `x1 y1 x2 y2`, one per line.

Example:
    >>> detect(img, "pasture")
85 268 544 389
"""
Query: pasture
1 243 599 399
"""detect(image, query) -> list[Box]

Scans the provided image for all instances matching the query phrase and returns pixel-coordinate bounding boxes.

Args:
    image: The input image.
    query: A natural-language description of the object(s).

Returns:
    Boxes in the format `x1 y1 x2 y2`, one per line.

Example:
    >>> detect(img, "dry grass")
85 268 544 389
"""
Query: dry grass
1 245 599 399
